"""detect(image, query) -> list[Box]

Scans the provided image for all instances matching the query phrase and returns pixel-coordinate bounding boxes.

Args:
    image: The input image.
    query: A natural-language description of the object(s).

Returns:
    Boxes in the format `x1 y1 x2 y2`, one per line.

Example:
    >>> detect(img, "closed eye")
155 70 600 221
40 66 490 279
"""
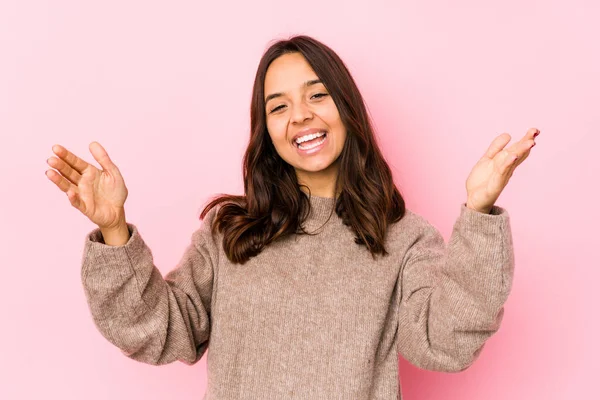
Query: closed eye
269 104 285 113
268 93 329 114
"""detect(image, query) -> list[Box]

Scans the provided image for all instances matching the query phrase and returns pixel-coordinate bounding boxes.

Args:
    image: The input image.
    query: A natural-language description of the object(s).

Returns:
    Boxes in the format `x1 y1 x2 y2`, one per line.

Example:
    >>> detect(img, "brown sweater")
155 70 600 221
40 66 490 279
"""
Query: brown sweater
81 195 514 399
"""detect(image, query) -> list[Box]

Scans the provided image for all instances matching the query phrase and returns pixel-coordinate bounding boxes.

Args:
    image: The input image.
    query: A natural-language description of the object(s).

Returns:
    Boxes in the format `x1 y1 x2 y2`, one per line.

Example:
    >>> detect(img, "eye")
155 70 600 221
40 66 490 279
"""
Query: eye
269 104 286 114
267 93 329 114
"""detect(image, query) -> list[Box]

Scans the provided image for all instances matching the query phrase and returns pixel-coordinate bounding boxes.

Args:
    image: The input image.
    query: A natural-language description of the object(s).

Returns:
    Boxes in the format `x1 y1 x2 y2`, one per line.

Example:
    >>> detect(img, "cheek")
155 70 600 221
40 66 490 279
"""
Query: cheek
325 106 346 145
266 119 287 143
319 103 343 127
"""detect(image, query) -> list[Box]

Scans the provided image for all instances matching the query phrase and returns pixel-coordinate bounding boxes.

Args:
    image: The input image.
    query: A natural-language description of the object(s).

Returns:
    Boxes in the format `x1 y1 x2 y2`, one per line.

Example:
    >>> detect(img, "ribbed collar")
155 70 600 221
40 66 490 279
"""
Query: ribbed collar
302 194 338 232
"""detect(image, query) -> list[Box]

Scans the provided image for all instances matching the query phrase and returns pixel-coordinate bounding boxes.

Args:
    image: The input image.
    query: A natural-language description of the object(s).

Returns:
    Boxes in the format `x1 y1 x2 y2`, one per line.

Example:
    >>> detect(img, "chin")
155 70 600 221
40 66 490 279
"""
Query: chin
295 157 339 173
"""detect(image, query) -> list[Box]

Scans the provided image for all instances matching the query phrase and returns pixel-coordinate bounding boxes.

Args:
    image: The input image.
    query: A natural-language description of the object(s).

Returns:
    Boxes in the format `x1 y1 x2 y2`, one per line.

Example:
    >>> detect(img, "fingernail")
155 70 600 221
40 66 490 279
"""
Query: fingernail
534 130 540 137
532 142 536 147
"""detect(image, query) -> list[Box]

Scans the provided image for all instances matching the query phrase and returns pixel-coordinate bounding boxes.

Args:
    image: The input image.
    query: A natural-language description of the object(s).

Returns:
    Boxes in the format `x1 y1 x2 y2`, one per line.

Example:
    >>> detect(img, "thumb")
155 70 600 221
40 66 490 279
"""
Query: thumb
89 141 121 177
483 133 511 159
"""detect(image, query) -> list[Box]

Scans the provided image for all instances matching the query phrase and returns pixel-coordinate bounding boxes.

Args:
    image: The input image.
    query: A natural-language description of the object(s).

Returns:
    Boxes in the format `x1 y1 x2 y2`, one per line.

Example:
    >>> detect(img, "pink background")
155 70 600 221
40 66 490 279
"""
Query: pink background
1 0 598 399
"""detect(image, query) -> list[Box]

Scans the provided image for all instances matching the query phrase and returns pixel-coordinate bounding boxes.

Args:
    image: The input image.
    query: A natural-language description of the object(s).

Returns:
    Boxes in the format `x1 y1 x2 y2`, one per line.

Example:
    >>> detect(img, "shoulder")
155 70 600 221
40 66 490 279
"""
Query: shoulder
192 197 246 247
387 207 437 240
380 207 441 259
190 202 225 250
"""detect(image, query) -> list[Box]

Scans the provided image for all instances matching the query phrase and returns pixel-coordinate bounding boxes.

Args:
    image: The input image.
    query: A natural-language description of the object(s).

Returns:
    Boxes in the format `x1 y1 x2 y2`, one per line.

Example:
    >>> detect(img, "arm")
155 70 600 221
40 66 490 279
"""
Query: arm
80 207 220 366
397 203 514 372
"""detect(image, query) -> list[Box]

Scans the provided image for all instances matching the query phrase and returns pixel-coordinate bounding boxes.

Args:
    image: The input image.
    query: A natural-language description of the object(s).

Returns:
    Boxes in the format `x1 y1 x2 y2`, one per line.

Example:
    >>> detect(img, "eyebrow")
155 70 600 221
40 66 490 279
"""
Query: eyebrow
264 79 323 105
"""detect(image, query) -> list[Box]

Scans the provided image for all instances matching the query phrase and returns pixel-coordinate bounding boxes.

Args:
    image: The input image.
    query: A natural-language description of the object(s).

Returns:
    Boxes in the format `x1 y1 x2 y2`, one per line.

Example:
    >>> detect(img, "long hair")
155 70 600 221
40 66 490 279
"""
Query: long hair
201 35 406 264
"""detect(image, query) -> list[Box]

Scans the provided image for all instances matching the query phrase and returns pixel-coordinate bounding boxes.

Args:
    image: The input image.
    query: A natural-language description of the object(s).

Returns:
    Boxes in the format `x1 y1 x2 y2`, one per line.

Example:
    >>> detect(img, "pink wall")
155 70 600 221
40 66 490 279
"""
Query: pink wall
1 0 598 399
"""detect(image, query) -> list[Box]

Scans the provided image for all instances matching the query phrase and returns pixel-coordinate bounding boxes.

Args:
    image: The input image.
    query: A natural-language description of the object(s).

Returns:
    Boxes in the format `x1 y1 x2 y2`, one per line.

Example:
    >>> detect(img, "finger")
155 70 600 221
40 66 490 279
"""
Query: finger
45 168 77 194
89 142 121 176
484 133 511 159
504 139 535 176
513 127 539 148
527 127 540 140
500 150 519 175
497 127 539 155
515 139 535 166
46 156 82 185
52 176 85 213
66 189 84 212
52 144 91 175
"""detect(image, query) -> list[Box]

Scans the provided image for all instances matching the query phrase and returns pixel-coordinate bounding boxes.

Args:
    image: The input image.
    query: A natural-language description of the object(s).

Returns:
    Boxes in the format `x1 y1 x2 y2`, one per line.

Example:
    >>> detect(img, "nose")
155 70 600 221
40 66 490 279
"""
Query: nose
290 101 313 124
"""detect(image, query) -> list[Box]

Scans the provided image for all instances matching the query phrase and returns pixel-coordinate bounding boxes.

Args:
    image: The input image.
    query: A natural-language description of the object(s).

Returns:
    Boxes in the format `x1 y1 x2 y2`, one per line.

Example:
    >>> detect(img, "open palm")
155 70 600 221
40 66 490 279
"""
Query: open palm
45 142 129 229
465 128 539 213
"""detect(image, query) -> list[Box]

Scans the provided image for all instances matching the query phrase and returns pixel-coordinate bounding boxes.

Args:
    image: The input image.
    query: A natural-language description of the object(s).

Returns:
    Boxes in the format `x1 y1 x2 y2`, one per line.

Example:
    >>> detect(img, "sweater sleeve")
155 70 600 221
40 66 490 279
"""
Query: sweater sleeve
397 203 514 372
80 207 220 366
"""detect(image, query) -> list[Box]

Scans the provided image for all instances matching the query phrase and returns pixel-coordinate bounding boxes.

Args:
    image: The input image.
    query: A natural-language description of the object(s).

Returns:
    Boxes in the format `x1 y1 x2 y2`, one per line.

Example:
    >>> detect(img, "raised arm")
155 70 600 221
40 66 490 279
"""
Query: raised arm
397 203 514 372
81 207 220 366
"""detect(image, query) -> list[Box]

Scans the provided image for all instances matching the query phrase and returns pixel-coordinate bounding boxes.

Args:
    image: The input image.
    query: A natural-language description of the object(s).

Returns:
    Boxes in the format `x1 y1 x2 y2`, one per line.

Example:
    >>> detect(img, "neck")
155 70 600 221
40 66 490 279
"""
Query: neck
296 163 340 199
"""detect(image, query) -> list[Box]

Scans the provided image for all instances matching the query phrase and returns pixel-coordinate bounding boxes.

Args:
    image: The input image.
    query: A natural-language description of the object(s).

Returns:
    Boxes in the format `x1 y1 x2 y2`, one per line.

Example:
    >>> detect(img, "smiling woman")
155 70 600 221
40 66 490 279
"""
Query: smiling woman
264 54 347 192
202 36 406 264
67 34 529 400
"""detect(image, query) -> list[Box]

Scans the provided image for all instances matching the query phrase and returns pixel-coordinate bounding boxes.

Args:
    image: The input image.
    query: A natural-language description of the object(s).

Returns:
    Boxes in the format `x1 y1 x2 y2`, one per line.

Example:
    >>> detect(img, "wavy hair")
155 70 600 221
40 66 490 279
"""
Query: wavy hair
200 35 406 264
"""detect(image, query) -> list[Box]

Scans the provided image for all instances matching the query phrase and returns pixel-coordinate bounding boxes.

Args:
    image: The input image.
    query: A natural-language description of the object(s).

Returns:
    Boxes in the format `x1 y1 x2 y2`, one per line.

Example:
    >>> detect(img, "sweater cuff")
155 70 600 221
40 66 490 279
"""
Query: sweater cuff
82 223 147 274
459 203 510 232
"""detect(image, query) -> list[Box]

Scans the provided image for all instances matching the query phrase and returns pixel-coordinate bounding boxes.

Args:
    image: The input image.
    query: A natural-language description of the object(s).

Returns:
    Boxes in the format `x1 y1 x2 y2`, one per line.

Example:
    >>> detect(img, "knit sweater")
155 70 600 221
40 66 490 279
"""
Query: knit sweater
81 195 514 399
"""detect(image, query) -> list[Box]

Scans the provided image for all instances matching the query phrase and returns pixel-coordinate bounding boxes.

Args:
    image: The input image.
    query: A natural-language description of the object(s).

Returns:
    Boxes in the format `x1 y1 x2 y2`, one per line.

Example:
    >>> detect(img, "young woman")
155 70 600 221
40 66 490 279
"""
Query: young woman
46 36 538 399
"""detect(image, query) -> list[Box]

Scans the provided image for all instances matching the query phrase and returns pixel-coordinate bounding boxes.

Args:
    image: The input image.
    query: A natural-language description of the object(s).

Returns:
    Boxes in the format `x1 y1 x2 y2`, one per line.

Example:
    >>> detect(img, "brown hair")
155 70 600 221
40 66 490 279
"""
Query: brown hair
200 35 406 264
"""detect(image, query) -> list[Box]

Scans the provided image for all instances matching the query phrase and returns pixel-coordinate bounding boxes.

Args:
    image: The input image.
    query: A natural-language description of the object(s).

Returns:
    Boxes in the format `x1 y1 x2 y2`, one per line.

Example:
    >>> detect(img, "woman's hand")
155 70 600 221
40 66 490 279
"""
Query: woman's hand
45 142 129 229
465 127 539 213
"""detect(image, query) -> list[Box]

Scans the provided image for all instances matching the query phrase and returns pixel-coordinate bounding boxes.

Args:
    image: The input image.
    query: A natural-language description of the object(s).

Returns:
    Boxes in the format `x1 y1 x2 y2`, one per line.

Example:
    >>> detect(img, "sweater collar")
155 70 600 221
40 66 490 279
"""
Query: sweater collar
303 194 338 231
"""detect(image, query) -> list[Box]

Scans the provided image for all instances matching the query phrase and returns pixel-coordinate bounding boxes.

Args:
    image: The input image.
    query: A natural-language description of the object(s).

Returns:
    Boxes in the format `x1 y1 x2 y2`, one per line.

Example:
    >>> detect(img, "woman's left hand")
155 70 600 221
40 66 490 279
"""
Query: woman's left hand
465 127 539 214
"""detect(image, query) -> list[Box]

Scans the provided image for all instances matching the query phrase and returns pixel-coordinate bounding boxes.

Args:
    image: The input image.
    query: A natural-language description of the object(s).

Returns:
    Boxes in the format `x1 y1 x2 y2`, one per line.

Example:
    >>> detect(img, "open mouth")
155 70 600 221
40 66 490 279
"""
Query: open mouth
294 131 328 149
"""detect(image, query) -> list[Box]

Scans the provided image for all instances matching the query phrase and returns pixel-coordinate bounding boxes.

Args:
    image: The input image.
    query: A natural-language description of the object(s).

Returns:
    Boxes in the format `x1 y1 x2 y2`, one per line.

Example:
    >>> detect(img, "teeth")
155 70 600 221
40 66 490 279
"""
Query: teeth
298 135 326 150
295 131 326 144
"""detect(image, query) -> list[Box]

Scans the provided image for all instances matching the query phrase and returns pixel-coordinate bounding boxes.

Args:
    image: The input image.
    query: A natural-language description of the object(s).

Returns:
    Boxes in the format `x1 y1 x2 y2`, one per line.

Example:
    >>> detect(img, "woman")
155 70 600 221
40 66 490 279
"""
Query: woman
45 35 538 399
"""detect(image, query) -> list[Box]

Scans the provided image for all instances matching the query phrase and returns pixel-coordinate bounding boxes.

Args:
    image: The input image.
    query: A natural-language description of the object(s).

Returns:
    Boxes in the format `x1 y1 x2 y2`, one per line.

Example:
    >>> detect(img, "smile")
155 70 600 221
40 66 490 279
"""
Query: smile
295 132 328 155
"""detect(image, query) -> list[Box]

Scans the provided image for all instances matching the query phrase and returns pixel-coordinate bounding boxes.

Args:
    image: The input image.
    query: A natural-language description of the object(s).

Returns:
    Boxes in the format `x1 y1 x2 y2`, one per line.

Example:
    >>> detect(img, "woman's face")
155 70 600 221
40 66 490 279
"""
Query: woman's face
264 52 347 179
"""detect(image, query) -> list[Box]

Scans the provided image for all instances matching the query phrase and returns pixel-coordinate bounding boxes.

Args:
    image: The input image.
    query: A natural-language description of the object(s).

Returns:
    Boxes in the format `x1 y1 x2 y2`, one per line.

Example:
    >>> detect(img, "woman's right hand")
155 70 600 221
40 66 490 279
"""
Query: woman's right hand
45 141 129 230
